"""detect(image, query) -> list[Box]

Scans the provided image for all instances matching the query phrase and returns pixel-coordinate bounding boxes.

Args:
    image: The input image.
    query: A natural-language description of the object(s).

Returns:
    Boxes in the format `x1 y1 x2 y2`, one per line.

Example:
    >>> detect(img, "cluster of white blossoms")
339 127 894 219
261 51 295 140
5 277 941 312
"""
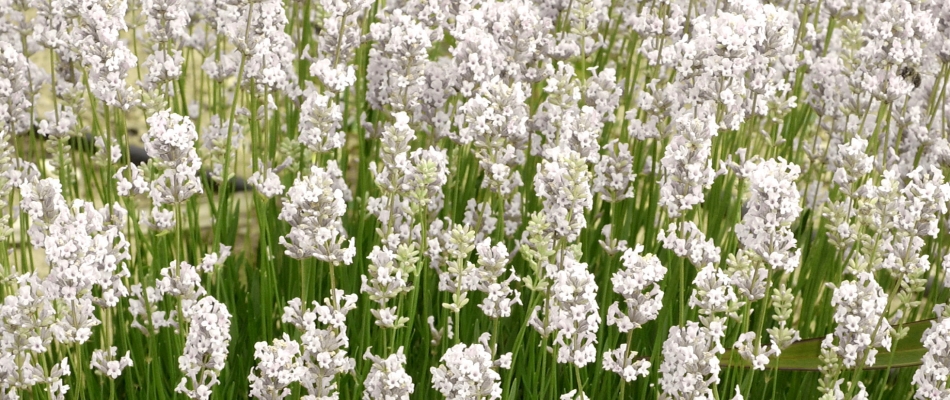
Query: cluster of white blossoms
528 253 601 368
201 115 245 183
0 42 41 135
532 63 605 163
248 157 292 199
603 245 666 382
132 110 204 232
829 272 892 369
311 0 373 92
69 0 139 109
474 239 521 319
20 178 132 342
608 246 667 333
368 112 449 241
433 221 479 314
298 89 344 154
140 0 188 90
362 347 414 400
913 305 950 400
657 111 719 218
430 333 511 400
533 145 594 242
248 334 307 400
0 272 72 398
458 77 531 197
594 139 635 204
360 245 415 329
367 8 439 115
734 157 803 273
89 347 133 379
279 164 356 265
659 320 727 400
176 297 232 400
6 166 238 399
278 291 359 399
658 221 722 269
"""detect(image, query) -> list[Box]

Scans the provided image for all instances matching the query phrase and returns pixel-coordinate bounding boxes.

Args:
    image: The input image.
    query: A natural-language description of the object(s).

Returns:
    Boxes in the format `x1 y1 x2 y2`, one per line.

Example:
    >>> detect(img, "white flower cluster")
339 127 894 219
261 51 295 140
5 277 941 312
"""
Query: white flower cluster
829 272 892 368
877 168 949 278
658 221 722 268
607 245 667 333
231 0 298 94
912 306 950 399
19 178 132 344
0 42 42 134
449 5 506 97
142 47 185 91
529 253 600 368
658 111 719 218
281 291 359 398
462 199 497 243
201 115 245 183
830 138 874 188
532 63 602 162
155 260 207 315
430 333 511 400
732 331 776 371
593 139 635 203
89 347 133 379
0 129 36 241
404 146 450 216
658 222 743 398
248 334 307 400
0 273 72 398
603 245 666 382
486 0 551 80
298 88 344 154
129 247 230 337
140 110 204 217
860 0 936 69
368 112 449 240
367 8 438 114
474 239 521 319
602 344 651 384
457 78 530 197
248 158 292 199
361 244 415 329
434 221 478 312
176 296 232 400
362 347 414 400
278 164 356 265
70 0 138 108
658 320 726 400
143 0 188 43
310 0 373 92
533 145 593 242
842 166 950 281
689 265 741 322
660 0 797 129
128 284 178 334
817 334 870 400
896 166 950 239
734 157 803 272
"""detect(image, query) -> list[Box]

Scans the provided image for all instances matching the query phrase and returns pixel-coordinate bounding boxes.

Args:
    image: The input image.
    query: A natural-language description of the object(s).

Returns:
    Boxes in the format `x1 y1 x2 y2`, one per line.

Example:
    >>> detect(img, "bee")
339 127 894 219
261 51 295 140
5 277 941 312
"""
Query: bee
898 65 922 89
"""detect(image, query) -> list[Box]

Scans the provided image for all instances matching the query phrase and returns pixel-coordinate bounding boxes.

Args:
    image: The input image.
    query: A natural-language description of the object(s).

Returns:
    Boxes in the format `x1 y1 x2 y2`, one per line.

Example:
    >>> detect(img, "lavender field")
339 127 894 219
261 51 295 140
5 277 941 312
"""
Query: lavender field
1 0 949 398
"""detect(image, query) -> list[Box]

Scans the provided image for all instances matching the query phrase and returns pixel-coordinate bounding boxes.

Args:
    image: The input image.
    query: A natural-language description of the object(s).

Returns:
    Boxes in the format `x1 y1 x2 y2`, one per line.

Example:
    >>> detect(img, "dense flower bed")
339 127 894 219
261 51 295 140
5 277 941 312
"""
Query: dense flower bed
1 0 950 398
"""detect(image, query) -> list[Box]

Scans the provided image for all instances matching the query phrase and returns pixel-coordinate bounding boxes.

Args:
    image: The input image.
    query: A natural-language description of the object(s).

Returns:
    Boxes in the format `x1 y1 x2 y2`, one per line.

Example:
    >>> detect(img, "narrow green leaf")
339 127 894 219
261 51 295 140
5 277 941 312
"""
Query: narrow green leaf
721 319 933 371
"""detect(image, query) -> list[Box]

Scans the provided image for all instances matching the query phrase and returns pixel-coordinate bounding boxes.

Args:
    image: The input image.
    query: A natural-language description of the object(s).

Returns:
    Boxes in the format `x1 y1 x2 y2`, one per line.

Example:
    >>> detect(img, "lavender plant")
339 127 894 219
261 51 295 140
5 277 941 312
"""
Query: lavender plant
3 0 950 398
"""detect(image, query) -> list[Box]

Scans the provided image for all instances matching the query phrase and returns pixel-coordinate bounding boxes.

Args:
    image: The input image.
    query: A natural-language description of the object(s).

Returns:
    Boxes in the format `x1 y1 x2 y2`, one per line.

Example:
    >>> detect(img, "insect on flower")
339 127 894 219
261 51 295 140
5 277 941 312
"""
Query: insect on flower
899 65 922 89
